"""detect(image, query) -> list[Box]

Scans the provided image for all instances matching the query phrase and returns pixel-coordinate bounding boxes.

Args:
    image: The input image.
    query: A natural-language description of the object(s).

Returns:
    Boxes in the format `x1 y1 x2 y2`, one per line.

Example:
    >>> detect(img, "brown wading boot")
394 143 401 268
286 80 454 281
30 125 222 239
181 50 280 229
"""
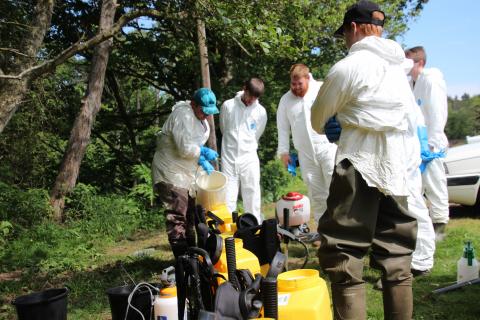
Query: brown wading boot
331 283 366 320
382 278 413 320
433 223 447 242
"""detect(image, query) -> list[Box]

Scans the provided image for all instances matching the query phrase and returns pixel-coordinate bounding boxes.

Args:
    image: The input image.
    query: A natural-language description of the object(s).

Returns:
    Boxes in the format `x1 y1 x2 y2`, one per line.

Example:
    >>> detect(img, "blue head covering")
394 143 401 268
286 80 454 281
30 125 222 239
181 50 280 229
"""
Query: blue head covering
193 88 219 115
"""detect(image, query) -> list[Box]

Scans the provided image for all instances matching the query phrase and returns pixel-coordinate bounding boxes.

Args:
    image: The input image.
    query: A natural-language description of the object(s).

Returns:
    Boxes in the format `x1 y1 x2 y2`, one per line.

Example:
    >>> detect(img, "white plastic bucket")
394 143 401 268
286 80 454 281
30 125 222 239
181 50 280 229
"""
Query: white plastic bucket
195 171 228 211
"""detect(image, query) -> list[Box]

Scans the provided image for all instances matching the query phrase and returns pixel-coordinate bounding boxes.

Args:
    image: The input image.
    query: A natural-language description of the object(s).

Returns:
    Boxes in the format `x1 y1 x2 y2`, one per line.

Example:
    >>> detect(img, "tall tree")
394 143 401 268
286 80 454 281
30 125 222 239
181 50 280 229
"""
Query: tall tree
50 0 117 221
0 0 54 133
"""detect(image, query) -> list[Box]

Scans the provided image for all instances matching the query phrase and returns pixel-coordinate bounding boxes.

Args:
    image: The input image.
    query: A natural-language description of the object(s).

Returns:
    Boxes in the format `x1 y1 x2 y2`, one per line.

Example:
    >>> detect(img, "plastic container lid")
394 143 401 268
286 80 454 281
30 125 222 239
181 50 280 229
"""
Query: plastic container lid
278 269 321 291
160 287 177 297
281 192 303 201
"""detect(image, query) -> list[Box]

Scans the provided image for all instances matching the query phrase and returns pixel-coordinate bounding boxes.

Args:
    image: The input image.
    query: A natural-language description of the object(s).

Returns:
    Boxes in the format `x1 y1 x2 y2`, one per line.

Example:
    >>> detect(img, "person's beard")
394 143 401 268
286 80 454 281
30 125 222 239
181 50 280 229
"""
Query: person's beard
292 87 307 97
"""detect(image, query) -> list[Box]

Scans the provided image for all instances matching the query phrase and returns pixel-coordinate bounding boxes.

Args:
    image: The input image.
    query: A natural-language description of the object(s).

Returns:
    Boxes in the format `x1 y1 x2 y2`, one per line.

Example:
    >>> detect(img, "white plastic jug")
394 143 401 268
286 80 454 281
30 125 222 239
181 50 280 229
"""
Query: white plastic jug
153 286 178 320
276 192 311 227
195 170 228 211
457 241 479 283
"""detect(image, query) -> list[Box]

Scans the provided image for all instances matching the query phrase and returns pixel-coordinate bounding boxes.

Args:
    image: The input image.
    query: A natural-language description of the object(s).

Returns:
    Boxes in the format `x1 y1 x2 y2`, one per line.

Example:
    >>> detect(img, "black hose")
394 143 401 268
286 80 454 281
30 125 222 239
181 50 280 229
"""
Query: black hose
225 237 240 289
297 238 309 269
262 277 278 319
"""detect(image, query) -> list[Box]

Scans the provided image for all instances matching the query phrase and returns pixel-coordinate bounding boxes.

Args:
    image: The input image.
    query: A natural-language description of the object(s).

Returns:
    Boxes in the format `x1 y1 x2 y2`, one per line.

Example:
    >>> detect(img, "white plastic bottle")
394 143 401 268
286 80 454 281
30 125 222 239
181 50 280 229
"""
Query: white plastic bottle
457 241 479 283
153 286 178 320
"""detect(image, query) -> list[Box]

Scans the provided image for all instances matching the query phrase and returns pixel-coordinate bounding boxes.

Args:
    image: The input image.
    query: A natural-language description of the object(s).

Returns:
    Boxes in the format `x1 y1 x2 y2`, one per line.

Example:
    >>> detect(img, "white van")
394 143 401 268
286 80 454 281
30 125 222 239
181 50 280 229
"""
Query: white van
444 141 480 209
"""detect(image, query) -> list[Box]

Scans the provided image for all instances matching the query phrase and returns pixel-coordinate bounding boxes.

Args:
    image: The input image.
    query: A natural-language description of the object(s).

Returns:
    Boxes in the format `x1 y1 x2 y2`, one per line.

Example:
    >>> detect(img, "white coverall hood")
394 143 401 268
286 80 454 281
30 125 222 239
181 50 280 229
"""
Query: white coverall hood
341 36 409 132
311 36 411 196
351 36 405 65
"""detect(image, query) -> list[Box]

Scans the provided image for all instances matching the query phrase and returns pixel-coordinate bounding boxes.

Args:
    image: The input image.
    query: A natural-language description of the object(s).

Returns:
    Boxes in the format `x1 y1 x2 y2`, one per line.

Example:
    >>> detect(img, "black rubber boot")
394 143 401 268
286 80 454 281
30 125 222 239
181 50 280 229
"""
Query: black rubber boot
331 283 366 320
382 277 413 320
170 240 189 259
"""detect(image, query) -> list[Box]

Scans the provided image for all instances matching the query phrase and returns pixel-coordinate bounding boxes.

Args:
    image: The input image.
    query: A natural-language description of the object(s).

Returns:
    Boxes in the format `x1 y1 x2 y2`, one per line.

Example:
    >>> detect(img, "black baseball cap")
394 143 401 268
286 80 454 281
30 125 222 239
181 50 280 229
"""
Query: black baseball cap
334 0 385 38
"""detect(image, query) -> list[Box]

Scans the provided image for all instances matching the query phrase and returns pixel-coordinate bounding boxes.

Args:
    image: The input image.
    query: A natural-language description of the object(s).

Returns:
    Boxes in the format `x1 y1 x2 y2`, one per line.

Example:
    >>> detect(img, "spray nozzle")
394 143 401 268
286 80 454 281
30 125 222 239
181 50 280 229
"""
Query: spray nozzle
160 266 176 287
463 241 475 266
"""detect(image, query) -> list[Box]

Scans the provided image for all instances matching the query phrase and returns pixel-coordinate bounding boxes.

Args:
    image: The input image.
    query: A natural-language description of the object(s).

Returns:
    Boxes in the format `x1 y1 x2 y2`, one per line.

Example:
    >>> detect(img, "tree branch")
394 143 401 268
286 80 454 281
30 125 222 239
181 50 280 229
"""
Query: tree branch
0 8 176 81
0 48 32 57
231 36 253 57
0 20 33 30
93 131 136 165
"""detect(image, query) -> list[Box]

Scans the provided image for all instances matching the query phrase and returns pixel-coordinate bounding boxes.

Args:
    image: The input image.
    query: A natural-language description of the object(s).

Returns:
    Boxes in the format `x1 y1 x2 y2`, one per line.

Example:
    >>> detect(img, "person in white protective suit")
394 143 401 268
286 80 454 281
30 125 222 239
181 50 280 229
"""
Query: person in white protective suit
403 58 436 276
276 64 337 230
220 78 267 223
310 1 417 318
152 88 219 258
406 46 450 242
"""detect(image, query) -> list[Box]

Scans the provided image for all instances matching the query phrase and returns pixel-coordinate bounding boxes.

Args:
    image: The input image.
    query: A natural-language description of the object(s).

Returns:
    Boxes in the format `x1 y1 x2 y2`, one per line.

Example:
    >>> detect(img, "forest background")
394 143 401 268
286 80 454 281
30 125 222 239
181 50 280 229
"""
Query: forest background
1 0 479 318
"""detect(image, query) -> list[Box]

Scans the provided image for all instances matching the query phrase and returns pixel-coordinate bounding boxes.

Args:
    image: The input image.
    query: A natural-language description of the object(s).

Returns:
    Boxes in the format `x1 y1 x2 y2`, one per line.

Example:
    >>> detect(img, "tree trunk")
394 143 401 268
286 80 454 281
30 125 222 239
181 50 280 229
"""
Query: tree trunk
196 17 218 173
50 0 117 222
0 0 55 133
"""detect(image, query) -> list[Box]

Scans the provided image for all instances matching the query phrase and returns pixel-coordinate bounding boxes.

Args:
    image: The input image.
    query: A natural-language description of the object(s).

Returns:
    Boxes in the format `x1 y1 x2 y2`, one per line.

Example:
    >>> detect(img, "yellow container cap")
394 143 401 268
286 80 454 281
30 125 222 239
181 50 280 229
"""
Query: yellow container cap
278 269 322 292
160 286 177 297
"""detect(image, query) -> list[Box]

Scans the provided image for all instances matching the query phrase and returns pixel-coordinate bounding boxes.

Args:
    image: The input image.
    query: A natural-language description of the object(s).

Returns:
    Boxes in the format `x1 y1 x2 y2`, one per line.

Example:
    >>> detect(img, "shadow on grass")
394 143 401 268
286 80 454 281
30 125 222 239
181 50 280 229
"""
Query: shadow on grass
413 273 480 320
449 205 479 218
0 256 175 319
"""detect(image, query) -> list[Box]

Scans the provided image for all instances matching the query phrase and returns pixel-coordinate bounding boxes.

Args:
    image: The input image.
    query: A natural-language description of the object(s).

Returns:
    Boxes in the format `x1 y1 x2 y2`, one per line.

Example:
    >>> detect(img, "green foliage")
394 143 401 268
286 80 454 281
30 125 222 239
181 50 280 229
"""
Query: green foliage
260 159 293 203
446 95 480 141
0 182 52 230
0 220 13 245
129 163 155 206
1 183 164 273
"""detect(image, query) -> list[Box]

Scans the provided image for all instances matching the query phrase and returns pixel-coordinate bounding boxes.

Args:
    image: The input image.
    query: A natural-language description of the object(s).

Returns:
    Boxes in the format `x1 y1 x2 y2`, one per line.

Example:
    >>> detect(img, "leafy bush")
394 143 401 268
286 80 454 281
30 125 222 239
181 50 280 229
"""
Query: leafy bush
0 182 52 230
260 159 293 203
130 163 155 207
0 220 13 245
1 186 165 273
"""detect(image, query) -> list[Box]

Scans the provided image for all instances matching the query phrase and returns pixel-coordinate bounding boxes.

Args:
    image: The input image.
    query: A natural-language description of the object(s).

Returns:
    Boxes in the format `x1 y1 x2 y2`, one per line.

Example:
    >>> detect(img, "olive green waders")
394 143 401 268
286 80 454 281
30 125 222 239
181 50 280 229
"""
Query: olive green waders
318 159 417 320
154 181 196 258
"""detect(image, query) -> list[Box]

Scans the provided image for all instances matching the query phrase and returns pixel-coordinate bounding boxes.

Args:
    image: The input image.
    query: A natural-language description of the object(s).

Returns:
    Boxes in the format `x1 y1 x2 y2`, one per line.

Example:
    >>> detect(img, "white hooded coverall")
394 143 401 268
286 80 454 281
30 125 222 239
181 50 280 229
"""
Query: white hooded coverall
277 76 337 222
402 59 435 271
220 92 267 223
411 68 450 225
152 101 210 194
311 36 410 197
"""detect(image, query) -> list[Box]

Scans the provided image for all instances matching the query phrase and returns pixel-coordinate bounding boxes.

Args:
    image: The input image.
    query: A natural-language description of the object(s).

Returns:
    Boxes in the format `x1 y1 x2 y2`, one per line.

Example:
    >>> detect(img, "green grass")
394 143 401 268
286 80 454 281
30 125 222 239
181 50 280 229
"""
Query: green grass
1 178 480 319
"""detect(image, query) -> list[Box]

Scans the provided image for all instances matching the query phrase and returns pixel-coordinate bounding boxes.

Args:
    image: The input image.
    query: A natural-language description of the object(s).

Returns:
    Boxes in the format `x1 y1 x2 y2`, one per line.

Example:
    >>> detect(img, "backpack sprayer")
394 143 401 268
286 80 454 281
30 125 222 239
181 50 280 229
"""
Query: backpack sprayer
107 163 331 320
183 170 332 319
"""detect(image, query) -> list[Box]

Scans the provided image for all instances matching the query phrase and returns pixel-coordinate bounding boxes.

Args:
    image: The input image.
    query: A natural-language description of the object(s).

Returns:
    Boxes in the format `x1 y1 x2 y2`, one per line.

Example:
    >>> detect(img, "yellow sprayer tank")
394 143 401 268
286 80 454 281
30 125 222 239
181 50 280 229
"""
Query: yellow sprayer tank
277 269 332 320
214 237 261 281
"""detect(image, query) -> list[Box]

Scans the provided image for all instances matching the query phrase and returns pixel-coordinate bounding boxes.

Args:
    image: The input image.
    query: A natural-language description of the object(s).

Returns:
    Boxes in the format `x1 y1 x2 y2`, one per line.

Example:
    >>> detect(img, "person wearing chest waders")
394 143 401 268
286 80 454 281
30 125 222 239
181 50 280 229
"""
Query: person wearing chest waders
311 1 417 319
151 88 219 258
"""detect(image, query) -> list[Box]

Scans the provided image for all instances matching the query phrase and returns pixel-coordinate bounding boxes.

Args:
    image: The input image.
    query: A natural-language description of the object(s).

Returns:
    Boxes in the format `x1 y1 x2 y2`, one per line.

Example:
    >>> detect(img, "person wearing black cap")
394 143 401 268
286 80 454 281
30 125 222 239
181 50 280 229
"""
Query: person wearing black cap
311 1 417 319
151 88 219 258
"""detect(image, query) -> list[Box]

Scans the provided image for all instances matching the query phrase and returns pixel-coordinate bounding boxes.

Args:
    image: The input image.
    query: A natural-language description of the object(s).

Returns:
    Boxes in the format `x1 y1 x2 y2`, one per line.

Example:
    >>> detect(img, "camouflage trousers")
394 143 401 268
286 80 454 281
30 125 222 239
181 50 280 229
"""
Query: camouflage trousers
154 181 196 246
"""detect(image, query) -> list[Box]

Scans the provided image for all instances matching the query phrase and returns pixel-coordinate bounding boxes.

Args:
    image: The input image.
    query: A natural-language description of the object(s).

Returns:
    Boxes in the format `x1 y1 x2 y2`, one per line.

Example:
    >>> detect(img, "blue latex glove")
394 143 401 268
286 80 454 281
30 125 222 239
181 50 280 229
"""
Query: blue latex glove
417 126 430 158
417 126 445 172
324 116 342 142
198 155 214 175
200 146 218 161
287 153 298 177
